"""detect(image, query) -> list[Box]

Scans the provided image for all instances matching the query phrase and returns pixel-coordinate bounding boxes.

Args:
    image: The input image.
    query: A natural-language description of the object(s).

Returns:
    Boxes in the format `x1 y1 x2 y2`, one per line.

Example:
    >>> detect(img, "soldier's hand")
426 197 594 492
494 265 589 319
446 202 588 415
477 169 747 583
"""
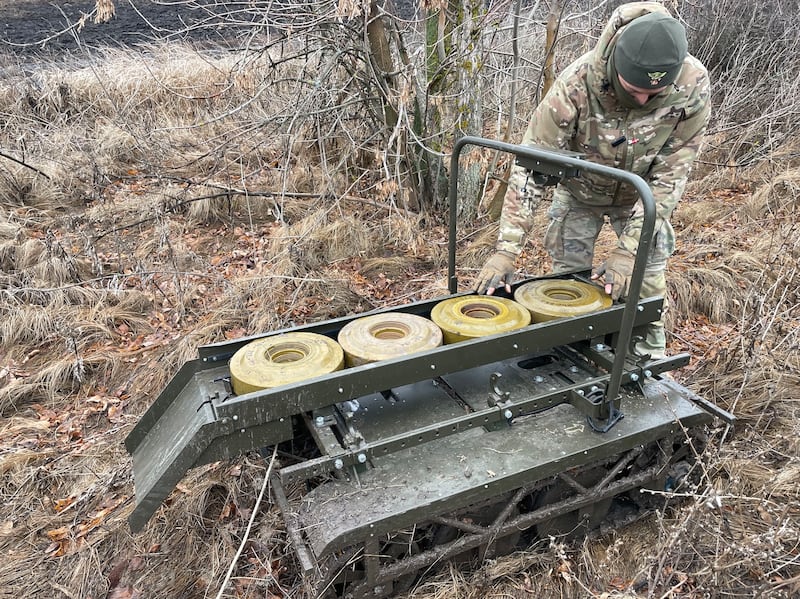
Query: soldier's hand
591 247 635 300
475 251 516 295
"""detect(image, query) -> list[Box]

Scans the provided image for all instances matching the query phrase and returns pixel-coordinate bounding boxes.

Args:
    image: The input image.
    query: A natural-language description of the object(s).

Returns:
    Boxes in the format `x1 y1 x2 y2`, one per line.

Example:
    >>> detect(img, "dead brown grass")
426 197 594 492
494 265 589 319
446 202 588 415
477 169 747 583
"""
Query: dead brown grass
0 27 799 599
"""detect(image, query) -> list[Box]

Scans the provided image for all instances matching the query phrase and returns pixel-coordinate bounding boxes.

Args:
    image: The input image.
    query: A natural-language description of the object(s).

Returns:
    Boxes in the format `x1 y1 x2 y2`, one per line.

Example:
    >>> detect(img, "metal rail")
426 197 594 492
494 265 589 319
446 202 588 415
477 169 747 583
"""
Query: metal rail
447 137 657 422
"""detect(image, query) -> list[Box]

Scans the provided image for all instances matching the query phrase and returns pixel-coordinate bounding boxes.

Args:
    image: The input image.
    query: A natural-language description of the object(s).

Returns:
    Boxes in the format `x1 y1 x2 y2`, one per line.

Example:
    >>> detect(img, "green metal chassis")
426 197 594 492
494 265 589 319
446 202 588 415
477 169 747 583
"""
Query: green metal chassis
124 279 681 531
124 139 733 581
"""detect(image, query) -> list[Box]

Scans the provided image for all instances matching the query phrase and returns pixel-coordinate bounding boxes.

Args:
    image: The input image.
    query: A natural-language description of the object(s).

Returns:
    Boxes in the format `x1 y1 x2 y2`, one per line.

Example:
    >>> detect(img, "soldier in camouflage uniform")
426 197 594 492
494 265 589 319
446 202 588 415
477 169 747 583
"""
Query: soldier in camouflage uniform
475 1 711 358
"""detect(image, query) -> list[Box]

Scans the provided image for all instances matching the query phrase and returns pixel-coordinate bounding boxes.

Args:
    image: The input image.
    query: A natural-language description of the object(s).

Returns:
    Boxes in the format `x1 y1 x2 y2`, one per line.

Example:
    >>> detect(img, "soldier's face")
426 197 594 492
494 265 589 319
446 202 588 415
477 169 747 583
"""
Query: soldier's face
617 74 668 106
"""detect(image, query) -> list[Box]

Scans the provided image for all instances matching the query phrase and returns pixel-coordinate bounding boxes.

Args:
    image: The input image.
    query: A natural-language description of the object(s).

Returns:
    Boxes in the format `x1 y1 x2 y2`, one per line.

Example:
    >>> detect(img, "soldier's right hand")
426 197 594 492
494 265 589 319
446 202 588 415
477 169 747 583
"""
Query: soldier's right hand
591 247 635 300
475 251 516 295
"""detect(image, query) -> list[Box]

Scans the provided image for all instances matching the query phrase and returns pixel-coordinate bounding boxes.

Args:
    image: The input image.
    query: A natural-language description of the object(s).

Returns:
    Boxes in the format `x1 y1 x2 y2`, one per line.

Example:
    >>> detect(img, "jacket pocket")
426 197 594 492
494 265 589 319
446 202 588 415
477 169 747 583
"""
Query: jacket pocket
544 197 571 265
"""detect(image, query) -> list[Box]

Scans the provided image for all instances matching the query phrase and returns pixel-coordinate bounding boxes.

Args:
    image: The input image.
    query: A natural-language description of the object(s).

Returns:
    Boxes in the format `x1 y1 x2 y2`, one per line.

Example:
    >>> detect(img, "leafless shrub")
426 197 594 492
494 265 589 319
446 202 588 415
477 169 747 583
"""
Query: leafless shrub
676 0 800 167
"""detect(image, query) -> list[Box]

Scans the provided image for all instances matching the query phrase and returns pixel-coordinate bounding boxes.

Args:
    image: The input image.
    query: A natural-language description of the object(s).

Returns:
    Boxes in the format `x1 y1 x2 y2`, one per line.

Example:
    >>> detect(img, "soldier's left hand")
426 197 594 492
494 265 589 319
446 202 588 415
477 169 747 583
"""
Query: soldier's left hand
591 247 635 300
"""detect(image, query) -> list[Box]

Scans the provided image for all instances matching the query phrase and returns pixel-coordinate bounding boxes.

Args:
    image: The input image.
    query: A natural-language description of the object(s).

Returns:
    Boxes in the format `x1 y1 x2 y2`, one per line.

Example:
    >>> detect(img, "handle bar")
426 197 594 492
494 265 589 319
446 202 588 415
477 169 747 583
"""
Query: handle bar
447 136 657 409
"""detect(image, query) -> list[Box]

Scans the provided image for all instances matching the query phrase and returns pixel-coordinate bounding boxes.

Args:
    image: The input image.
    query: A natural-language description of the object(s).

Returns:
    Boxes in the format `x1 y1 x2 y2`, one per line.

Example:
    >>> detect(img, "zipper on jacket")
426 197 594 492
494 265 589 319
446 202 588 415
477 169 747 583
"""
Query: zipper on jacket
611 111 630 205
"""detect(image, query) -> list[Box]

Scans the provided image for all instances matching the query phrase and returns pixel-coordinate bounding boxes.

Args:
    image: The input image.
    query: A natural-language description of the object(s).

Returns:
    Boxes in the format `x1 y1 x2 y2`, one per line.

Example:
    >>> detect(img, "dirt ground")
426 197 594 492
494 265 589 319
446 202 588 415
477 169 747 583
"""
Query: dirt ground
0 0 258 58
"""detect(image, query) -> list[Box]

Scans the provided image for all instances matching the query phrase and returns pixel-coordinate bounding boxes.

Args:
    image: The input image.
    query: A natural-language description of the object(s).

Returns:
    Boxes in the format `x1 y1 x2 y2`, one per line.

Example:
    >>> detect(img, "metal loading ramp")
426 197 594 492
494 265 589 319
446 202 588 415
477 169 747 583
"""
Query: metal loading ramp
124 360 235 531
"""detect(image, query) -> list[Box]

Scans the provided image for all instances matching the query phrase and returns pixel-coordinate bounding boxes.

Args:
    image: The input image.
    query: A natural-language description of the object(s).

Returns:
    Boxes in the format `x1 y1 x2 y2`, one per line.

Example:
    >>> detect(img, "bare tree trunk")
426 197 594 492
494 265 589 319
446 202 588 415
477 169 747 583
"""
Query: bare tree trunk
486 0 562 220
422 0 487 218
366 1 421 210
454 0 486 222
541 0 564 102
366 2 399 129
420 0 456 209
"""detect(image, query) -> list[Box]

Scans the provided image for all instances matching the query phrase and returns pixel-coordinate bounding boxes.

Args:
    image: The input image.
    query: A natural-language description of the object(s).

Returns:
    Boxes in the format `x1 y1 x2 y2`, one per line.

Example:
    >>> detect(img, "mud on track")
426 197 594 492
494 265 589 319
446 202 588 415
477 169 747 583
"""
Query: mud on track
0 0 262 59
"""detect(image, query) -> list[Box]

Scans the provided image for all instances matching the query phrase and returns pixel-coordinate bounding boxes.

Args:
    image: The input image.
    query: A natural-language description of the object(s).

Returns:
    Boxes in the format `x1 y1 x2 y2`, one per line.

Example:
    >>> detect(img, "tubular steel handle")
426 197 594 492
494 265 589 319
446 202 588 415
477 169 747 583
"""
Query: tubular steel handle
448 136 657 410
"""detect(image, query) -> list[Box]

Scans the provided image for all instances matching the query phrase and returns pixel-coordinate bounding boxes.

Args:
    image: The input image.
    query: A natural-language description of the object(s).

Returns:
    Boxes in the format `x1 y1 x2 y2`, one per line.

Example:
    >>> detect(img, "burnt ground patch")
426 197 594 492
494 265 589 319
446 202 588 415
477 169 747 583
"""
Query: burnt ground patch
0 0 267 58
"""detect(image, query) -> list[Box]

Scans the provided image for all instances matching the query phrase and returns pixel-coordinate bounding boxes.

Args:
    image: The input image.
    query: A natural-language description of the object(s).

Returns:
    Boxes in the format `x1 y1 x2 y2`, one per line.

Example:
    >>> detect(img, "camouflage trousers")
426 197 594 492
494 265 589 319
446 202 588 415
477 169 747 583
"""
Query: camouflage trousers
543 190 675 358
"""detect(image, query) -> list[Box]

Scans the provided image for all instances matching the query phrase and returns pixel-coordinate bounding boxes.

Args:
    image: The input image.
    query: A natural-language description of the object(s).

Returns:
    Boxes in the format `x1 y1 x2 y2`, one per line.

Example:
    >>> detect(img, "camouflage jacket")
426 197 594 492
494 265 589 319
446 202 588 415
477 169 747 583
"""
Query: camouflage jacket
498 1 711 256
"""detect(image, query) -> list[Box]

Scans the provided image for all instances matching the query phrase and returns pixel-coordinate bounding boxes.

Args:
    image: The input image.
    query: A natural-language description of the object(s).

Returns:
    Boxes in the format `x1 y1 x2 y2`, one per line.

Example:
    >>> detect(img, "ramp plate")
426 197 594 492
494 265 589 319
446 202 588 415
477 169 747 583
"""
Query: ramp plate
294 377 710 558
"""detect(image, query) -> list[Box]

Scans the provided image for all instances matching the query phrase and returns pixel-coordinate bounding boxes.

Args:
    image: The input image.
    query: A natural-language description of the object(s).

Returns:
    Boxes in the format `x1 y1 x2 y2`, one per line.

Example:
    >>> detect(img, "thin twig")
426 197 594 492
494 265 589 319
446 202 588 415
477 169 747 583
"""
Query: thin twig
214 446 278 599
0 149 52 180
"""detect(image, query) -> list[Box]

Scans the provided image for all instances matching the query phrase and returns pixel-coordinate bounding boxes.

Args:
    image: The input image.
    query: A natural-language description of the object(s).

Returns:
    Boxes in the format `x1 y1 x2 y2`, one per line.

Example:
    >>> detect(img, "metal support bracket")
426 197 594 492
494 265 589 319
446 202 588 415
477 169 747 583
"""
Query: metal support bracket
487 372 510 407
587 405 625 433
567 385 612 419
514 145 584 185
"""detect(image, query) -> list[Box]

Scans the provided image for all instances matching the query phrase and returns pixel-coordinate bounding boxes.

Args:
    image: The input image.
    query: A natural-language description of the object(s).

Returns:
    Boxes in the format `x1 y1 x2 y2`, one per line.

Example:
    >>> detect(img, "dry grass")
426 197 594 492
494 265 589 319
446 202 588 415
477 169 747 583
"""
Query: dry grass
0 12 799 599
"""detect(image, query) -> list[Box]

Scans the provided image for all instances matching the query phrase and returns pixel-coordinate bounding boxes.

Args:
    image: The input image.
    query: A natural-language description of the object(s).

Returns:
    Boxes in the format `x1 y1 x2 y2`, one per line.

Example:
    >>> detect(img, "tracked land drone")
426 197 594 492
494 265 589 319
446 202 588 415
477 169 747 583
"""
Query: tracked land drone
125 137 734 597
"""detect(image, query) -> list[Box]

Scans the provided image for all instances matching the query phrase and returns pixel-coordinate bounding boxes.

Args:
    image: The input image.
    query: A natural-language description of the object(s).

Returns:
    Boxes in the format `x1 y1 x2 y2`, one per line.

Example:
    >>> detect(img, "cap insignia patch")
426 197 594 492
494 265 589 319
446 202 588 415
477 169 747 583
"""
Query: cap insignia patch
648 71 667 86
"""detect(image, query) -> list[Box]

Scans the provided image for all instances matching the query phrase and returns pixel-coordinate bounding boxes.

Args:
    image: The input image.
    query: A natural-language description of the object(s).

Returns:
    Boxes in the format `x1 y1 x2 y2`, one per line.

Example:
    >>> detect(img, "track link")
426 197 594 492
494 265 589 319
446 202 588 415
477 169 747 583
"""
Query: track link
279 432 703 599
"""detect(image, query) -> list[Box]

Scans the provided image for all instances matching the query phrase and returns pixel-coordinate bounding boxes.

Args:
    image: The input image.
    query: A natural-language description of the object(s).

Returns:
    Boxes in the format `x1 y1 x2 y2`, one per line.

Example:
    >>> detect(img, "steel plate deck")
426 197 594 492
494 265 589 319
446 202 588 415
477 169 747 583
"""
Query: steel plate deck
295 377 711 558
347 351 600 441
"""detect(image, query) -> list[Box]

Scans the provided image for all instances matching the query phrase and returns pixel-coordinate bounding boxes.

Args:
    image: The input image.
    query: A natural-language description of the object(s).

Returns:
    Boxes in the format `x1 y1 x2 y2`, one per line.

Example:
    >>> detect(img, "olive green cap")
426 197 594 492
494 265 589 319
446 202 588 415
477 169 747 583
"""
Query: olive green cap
613 12 688 90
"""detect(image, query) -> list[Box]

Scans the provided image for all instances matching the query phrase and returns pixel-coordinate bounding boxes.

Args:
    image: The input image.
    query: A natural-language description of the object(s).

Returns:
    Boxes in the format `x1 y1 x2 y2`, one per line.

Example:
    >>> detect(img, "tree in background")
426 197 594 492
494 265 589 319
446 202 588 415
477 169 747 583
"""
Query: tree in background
23 0 796 222
16 0 551 222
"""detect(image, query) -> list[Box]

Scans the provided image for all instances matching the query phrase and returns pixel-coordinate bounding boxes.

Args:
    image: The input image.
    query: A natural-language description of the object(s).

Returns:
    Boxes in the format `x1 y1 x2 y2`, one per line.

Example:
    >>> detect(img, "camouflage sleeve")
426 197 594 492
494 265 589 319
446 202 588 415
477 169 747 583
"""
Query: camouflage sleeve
618 69 711 253
497 71 580 255
496 166 543 256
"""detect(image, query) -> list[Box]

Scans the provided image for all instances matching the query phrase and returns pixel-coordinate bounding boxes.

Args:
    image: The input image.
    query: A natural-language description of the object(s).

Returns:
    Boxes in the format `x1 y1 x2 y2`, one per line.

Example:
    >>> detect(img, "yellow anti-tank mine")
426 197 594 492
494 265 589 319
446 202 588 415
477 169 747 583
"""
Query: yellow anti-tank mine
229 332 345 394
514 279 613 322
337 312 443 367
124 138 734 599
430 295 531 343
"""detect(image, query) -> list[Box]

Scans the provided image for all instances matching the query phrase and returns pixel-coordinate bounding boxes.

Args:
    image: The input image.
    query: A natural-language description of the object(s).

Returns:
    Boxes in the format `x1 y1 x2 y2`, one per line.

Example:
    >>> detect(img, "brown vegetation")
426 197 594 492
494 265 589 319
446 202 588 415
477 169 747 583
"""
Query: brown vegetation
1 1 799 598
